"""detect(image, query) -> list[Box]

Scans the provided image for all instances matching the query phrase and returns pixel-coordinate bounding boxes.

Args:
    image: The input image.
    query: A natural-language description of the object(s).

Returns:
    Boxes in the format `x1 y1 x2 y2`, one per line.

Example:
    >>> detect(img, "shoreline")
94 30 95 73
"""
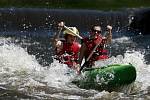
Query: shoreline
0 0 150 11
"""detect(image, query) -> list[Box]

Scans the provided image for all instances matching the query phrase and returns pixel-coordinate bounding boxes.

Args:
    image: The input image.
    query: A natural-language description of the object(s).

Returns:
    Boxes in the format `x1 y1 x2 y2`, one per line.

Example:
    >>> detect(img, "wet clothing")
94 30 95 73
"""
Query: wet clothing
55 40 81 68
83 34 108 67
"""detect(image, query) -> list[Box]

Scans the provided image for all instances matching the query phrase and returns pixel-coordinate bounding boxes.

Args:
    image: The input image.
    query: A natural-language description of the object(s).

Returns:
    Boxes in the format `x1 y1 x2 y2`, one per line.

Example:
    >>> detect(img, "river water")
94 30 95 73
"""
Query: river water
0 8 150 99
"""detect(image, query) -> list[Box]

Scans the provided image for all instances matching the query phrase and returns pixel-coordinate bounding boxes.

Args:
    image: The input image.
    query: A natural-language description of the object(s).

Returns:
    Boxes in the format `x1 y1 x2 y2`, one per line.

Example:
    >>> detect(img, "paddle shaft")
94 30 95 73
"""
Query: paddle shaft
79 39 102 72
63 25 83 39
55 27 62 39
52 26 63 49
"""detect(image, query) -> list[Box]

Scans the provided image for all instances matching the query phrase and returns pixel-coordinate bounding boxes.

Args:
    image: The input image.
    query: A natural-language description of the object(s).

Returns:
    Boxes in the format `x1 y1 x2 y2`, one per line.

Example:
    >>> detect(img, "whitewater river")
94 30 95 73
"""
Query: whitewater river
0 8 150 99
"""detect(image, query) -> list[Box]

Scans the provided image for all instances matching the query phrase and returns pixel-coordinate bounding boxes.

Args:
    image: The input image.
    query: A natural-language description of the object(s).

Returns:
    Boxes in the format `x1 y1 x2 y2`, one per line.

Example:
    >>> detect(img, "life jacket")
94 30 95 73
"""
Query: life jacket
83 34 109 65
56 40 81 68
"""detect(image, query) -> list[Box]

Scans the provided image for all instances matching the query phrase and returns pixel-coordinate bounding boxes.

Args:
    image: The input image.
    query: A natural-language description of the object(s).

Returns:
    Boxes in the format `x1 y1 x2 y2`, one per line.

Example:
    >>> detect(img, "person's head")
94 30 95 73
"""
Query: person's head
91 26 102 34
63 27 79 44
90 26 102 38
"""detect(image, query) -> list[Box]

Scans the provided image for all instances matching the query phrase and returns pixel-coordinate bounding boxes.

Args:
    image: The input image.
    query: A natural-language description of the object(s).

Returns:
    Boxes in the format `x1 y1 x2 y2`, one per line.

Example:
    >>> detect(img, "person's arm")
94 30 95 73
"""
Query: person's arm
52 22 64 48
105 25 112 44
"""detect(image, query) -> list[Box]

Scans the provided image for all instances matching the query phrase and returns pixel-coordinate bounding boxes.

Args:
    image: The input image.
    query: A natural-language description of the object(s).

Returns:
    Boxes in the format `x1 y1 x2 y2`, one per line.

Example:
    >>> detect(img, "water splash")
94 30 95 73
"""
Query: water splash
95 50 150 91
44 59 77 88
0 37 45 90
0 37 150 99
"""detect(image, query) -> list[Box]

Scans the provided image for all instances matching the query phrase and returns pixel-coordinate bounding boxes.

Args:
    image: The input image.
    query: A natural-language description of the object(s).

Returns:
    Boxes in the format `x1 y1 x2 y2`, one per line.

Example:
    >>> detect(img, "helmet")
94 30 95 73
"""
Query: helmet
63 27 79 36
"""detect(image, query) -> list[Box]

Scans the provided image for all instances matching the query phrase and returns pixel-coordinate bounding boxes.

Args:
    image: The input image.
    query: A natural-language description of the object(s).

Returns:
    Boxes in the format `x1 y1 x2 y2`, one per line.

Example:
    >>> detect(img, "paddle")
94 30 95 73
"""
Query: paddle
79 25 112 72
56 27 62 39
63 25 83 39
54 22 64 40
79 38 102 72
52 26 63 47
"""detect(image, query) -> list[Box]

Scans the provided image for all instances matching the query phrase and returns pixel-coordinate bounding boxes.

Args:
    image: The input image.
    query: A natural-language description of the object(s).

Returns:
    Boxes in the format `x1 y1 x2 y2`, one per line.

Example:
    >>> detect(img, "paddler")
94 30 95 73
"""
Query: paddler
77 25 112 72
53 21 81 69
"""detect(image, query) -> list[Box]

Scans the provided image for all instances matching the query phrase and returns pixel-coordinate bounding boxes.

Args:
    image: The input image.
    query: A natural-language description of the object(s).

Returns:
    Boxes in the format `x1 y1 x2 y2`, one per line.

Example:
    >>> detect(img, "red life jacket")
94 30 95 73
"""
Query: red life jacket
83 34 109 64
56 40 81 68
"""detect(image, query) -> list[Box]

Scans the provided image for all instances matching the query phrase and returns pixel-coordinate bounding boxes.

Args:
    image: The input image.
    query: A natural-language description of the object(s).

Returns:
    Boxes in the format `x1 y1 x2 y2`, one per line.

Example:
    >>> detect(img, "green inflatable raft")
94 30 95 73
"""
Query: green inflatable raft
72 64 136 91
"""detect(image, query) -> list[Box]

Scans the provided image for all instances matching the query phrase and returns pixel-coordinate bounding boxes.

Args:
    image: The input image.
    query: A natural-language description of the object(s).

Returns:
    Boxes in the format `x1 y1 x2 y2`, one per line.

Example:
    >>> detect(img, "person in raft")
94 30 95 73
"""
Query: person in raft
53 21 81 69
77 25 112 71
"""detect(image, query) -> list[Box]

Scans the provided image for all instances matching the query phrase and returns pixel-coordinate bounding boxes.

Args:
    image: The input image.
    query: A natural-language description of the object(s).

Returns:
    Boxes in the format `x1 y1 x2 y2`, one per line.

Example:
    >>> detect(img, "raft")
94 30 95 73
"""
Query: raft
72 64 136 91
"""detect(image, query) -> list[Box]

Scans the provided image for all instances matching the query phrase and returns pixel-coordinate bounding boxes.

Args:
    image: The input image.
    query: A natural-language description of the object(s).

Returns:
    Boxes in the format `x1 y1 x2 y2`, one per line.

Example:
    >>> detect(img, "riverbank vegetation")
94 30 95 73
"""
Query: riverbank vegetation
0 0 150 10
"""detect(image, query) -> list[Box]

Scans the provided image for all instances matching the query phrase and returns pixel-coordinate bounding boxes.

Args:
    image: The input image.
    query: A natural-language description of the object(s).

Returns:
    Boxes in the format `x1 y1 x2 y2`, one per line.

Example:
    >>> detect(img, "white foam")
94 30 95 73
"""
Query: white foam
44 59 77 88
1 37 150 98
0 37 45 88
95 50 150 91
112 36 131 43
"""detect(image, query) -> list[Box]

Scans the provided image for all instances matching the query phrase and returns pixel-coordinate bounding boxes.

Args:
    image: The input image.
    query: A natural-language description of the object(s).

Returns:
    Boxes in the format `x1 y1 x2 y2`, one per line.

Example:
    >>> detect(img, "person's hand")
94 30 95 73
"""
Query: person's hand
56 40 62 47
107 25 112 31
102 37 107 44
74 64 81 75
58 21 65 29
